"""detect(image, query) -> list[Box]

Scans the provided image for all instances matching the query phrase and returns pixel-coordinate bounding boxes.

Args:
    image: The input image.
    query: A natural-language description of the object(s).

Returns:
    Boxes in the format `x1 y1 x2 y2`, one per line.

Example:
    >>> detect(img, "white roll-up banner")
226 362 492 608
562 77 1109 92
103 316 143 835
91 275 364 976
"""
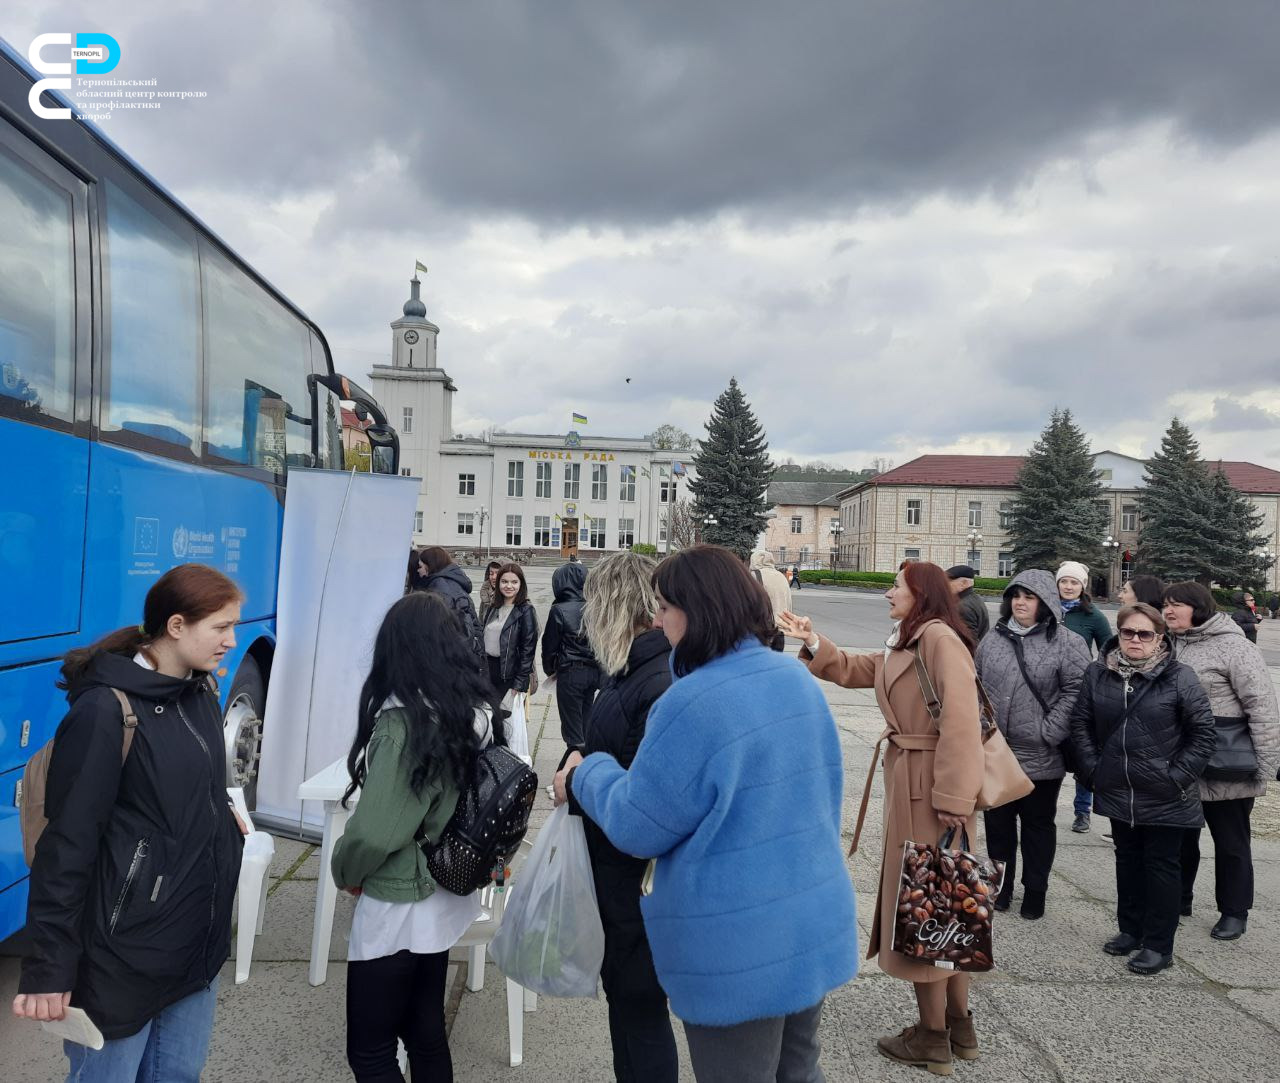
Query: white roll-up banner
255 468 419 831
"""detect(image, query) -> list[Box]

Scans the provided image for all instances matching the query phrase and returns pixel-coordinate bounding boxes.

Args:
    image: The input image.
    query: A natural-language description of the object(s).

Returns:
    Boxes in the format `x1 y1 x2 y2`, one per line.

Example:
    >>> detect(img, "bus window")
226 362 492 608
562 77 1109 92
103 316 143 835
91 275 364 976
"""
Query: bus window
0 145 74 422
309 330 344 470
202 246 311 474
102 180 200 452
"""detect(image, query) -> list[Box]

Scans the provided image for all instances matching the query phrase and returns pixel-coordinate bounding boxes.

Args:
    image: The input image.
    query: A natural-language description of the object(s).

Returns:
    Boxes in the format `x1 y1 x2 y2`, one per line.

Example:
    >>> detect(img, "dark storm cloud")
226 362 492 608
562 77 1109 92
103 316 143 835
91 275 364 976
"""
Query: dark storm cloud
1206 397 1280 432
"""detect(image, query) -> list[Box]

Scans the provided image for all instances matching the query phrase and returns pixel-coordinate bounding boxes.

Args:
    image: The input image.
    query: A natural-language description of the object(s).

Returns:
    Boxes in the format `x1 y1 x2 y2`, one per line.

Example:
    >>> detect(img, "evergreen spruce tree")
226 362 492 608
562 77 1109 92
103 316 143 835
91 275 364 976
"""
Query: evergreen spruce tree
1009 409 1109 573
1136 418 1217 583
1207 466 1269 589
687 378 773 558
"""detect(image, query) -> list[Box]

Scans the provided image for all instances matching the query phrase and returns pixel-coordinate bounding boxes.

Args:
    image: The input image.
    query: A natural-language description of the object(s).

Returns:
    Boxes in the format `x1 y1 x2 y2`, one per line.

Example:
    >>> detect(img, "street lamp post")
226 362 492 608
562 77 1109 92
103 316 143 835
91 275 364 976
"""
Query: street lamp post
966 529 984 574
701 515 717 546
830 522 844 570
478 504 489 559
1102 534 1120 593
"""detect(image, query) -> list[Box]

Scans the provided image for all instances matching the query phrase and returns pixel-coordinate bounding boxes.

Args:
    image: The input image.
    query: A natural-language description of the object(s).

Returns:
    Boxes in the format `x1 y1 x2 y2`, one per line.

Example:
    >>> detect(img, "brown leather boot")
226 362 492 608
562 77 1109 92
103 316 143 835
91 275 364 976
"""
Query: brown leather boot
947 1010 979 1060
877 1024 953 1076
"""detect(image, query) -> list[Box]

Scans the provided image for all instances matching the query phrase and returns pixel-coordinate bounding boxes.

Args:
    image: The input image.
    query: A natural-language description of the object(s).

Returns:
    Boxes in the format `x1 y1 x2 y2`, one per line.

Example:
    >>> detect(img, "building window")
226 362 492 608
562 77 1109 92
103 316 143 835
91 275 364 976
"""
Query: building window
536 461 552 498
589 518 607 549
617 517 635 548
505 514 521 545
458 473 475 496
1098 468 1113 481
402 406 413 434
457 512 474 535
591 463 608 501
799 546 810 565
904 548 921 561
968 501 982 528
1096 501 1112 531
660 480 671 503
659 520 667 543
778 547 787 564
414 510 423 532
906 499 921 526
999 501 1013 530
619 465 636 502
998 552 1014 576
1121 558 1133 582
564 462 580 499
1121 504 1137 531
508 460 524 497
533 515 551 547
790 515 803 534
967 549 982 574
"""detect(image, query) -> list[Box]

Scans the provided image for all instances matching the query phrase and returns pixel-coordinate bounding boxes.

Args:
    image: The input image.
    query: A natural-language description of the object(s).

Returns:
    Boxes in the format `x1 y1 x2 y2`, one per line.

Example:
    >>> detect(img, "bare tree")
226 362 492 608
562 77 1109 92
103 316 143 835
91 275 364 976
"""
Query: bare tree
648 423 694 450
668 497 700 549
868 455 895 476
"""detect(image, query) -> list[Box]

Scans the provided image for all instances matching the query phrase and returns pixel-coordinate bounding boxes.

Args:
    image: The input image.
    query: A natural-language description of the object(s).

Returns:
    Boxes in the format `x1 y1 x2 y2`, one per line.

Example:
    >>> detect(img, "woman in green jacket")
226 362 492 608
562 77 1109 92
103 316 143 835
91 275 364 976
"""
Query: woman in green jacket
332 592 494 1083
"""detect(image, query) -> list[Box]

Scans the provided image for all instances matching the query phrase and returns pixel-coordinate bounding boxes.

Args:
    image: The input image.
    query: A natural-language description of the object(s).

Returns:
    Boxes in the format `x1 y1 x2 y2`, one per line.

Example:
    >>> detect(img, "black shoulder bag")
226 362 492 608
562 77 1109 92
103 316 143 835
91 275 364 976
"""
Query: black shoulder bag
1008 635 1077 775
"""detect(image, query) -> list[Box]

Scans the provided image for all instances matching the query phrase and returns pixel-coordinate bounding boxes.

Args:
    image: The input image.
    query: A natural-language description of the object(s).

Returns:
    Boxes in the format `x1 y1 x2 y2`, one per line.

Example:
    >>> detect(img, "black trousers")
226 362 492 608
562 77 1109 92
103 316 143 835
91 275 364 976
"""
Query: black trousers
556 663 601 748
346 949 451 1083
1112 820 1182 955
1181 797 1256 918
605 995 679 1083
983 776 1063 893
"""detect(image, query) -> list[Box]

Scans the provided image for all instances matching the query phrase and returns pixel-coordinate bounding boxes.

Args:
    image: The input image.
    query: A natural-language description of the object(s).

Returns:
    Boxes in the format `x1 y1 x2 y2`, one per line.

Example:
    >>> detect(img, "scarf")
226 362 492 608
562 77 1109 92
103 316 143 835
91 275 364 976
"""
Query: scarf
883 620 901 664
1060 599 1082 615
1106 638 1169 679
1005 616 1036 637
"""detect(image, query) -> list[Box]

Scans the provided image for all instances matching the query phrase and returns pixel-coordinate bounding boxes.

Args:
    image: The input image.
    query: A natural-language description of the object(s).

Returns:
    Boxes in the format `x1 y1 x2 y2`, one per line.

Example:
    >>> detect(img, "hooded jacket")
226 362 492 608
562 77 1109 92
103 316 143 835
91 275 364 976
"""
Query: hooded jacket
1068 636 1216 828
567 628 673 1000
425 564 484 661
20 653 243 1039
541 562 597 674
748 550 792 624
1171 613 1280 801
973 569 1091 780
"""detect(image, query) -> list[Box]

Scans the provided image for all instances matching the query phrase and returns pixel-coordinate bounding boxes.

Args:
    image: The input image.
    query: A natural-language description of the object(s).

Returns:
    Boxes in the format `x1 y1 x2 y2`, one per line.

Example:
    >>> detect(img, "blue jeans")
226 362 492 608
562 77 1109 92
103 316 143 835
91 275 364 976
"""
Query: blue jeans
65 979 218 1082
1074 780 1093 817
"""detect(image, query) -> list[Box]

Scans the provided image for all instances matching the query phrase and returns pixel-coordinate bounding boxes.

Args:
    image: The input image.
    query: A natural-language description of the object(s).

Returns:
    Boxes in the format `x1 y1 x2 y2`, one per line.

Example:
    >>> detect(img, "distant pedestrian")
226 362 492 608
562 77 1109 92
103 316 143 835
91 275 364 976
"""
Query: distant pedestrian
554 551 678 1083
406 547 429 593
479 560 502 611
946 563 990 644
481 563 539 716
1164 582 1280 940
561 546 857 1083
418 546 484 664
749 549 792 650
782 561 982 1076
791 563 802 590
1055 561 1112 834
14 565 246 1080
1269 592 1280 620
976 570 1090 918
1068 603 1216 975
541 560 601 748
1118 574 1167 609
1231 591 1262 644
332 592 494 1082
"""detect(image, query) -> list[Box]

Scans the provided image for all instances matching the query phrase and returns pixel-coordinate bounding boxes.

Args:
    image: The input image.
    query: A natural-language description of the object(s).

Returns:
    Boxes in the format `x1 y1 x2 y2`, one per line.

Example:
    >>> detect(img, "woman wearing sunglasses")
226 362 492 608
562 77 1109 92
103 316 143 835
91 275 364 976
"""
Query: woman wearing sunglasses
1068 603 1216 974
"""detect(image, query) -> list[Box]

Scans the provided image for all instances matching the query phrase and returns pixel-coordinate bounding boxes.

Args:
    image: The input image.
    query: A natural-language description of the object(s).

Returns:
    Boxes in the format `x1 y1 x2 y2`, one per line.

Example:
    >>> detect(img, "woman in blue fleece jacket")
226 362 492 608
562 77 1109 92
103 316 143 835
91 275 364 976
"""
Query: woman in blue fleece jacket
555 545 858 1083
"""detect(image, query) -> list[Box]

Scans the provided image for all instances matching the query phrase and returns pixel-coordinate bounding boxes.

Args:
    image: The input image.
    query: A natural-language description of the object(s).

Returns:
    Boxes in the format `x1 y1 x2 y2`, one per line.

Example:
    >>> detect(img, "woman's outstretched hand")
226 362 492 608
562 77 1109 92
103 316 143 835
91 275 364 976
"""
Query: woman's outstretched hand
778 611 815 643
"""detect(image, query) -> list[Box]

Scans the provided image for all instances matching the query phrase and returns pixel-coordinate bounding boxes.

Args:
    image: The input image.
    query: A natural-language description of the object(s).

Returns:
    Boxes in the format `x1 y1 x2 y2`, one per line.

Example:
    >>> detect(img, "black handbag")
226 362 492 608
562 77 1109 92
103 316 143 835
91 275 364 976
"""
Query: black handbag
1203 716 1258 782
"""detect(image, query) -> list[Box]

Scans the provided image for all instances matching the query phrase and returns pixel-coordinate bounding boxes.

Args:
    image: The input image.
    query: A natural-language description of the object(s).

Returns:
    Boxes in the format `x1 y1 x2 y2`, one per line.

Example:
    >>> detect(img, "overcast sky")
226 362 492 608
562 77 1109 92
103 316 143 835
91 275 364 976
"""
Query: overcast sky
8 2 1280 469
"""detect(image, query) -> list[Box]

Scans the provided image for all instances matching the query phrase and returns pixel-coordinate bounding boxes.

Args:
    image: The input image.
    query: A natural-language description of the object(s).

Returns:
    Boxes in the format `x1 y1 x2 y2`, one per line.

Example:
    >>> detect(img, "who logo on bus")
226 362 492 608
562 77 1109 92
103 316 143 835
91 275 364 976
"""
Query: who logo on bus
26 32 121 120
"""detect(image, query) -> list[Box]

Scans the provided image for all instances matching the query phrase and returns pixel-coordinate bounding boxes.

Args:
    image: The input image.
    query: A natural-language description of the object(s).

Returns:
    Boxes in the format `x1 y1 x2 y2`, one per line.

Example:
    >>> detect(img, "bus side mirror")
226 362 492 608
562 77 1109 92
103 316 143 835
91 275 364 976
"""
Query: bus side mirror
366 424 400 475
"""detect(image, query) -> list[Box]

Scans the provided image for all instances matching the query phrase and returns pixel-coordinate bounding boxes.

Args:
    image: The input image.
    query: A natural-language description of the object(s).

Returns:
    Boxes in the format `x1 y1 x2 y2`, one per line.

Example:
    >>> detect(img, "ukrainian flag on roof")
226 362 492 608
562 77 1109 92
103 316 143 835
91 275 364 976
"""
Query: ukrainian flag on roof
572 412 588 425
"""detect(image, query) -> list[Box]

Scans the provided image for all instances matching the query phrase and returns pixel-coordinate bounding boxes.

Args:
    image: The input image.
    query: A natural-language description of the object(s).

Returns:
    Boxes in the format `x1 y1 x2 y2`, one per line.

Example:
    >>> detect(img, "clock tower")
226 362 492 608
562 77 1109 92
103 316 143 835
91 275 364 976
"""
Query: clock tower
391 273 439 369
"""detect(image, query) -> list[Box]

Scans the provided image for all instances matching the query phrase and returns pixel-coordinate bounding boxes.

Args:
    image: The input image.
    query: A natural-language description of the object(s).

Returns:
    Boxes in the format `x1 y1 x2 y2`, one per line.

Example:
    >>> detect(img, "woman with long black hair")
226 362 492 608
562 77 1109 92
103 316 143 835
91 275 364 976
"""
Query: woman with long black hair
480 563 539 706
13 564 246 1082
331 591 494 1082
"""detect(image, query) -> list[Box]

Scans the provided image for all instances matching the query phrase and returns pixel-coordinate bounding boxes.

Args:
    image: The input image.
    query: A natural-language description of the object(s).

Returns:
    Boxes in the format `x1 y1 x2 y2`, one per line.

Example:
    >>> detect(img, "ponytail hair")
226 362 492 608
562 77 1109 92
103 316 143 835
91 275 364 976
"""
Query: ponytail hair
60 563 244 689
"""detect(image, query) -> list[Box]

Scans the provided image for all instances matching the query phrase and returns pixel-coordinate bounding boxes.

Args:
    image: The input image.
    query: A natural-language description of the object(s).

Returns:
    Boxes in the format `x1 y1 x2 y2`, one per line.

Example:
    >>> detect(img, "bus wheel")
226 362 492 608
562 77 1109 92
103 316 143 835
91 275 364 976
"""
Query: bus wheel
224 656 265 811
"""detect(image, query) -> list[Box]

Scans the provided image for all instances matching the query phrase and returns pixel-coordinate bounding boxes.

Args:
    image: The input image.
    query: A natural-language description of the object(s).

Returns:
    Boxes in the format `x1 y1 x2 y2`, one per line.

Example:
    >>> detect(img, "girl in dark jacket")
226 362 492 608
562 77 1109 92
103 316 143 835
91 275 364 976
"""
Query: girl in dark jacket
14 564 246 1081
418 546 484 663
554 550 678 1083
541 560 601 749
481 563 539 704
1069 603 1216 974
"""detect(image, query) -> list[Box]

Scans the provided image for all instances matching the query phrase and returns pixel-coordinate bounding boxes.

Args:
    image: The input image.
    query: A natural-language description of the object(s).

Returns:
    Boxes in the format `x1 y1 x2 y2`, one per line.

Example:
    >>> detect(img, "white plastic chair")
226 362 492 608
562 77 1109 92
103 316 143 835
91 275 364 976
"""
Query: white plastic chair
455 850 538 1066
227 787 275 985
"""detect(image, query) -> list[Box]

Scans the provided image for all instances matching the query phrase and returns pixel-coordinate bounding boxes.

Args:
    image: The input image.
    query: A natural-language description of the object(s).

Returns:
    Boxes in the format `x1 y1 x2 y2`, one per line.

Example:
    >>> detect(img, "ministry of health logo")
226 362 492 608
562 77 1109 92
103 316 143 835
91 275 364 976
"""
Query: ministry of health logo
172 525 189 559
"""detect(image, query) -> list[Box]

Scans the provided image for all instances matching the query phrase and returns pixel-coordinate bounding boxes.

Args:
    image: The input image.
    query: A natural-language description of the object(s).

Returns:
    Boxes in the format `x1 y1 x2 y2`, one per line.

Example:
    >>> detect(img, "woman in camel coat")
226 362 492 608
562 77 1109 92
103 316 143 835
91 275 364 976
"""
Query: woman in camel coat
781 560 985 1077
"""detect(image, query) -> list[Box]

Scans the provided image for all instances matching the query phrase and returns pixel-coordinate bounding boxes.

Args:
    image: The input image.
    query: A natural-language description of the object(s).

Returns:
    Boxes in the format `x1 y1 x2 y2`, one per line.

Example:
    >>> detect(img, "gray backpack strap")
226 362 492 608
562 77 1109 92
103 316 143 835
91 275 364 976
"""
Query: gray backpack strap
110 688 139 762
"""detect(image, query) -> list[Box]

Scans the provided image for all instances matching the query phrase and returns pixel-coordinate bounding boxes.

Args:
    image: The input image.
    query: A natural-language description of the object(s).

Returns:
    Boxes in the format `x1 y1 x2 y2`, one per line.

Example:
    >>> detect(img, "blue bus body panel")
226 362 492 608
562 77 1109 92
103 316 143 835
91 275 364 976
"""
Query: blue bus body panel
0 775 26 935
0 419 89 643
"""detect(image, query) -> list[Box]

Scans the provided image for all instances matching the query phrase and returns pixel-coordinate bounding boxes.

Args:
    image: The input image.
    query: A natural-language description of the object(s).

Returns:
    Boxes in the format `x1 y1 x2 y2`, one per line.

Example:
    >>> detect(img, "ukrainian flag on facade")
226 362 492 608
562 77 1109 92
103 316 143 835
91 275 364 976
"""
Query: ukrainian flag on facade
572 412 588 425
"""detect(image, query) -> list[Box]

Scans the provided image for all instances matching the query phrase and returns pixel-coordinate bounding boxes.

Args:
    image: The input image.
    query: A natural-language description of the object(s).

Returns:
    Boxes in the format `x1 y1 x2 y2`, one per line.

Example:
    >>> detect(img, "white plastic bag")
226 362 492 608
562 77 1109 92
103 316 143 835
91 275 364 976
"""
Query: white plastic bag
506 693 531 761
489 804 604 997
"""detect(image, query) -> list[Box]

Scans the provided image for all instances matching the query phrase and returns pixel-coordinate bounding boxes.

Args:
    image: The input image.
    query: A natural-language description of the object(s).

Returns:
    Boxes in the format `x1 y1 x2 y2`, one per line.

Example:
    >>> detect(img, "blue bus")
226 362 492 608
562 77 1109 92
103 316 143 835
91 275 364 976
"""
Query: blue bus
0 40 400 938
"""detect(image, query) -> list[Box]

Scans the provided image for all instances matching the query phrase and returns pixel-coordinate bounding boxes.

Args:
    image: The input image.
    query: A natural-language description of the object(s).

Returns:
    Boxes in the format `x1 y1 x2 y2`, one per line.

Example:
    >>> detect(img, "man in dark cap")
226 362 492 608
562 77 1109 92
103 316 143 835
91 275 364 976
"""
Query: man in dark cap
946 564 990 644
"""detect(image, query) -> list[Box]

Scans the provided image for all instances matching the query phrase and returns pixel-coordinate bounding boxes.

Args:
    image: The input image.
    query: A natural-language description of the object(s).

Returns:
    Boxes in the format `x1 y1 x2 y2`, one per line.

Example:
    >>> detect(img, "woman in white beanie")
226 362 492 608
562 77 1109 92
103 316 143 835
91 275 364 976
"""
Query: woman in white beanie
1056 560 1113 833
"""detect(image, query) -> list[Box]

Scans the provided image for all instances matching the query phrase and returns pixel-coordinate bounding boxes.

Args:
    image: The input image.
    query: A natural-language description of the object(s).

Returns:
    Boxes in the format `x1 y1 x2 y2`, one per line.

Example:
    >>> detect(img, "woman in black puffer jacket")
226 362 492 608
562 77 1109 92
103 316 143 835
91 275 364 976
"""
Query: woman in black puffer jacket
1069 603 1216 976
554 550 677 1083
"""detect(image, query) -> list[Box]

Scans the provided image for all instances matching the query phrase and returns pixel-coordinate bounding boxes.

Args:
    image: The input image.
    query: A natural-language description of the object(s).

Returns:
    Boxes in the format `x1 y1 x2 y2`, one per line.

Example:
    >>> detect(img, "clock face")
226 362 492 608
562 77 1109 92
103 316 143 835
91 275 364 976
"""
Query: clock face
404 330 420 345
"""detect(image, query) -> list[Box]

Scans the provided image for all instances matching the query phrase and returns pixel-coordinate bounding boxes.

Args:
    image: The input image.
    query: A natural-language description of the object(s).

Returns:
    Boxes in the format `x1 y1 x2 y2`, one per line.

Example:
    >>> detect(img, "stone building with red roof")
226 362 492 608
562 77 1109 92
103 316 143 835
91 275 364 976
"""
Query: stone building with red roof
833 451 1280 594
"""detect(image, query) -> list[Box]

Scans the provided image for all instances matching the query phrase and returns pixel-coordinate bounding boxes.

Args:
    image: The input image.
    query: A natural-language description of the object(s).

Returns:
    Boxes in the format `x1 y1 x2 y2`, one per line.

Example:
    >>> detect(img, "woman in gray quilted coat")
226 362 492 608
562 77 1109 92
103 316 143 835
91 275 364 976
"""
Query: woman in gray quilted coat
1163 581 1280 942
974 569 1091 919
